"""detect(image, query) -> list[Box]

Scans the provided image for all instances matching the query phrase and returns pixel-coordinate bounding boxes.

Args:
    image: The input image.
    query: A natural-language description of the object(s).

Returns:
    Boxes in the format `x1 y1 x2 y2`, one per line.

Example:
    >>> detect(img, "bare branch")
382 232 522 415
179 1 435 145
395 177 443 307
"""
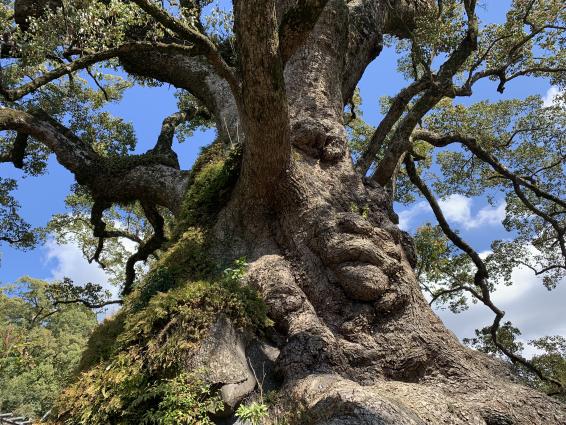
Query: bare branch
53 298 123 309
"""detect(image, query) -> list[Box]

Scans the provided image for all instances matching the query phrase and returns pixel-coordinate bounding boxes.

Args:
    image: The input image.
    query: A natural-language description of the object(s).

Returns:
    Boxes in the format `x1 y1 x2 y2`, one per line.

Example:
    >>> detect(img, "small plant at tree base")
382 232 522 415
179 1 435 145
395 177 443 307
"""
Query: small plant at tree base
235 401 269 425
223 257 248 282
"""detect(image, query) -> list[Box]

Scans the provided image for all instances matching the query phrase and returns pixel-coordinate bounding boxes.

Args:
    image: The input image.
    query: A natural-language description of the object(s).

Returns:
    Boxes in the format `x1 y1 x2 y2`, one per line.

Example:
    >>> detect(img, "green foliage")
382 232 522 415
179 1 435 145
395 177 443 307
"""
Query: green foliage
129 267 178 312
176 141 241 233
141 372 223 425
529 336 566 398
464 321 524 355
465 327 566 397
54 260 271 424
0 277 97 419
0 177 40 253
155 227 213 283
414 224 477 313
78 312 126 372
236 401 269 425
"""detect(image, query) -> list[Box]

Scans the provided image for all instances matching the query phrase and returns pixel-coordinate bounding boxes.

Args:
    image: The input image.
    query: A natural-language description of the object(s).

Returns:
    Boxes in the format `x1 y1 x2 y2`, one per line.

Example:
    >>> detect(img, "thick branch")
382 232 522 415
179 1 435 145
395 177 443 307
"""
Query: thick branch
369 2 478 185
355 79 429 174
0 107 98 177
153 107 210 154
233 0 290 199
131 0 239 94
0 42 201 102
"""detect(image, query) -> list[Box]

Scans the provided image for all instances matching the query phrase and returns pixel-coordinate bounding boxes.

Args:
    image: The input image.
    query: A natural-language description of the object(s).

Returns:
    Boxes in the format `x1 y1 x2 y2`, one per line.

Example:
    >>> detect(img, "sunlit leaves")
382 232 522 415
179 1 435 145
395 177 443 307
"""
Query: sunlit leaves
0 277 97 419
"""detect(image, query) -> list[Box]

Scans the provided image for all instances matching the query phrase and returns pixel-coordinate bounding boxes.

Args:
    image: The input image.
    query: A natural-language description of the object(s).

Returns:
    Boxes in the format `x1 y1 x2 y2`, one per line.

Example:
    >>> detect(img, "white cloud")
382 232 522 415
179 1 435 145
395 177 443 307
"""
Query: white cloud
397 201 430 231
435 261 566 359
439 194 506 230
43 239 121 318
542 86 564 107
397 195 506 231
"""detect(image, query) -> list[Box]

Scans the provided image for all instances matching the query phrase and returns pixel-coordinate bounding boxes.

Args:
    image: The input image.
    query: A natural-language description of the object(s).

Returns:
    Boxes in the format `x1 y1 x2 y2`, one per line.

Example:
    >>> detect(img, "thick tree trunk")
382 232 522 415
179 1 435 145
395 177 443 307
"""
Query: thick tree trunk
191 2 566 424
211 153 566 424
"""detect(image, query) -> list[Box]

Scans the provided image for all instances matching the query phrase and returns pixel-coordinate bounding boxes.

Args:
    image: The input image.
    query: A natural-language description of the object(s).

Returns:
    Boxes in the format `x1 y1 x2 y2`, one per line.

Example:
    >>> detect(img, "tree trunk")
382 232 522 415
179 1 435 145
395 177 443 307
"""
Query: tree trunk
188 2 566 424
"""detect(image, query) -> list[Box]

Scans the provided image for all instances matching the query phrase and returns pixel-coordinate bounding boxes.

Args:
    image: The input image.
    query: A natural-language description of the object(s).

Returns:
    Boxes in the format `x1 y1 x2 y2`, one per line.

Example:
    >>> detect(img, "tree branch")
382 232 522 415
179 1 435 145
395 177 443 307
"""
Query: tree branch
152 107 210 154
122 201 167 296
412 129 566 210
355 79 429 175
131 0 239 94
368 2 478 185
404 154 565 393
0 42 202 102
0 107 98 177
233 0 291 199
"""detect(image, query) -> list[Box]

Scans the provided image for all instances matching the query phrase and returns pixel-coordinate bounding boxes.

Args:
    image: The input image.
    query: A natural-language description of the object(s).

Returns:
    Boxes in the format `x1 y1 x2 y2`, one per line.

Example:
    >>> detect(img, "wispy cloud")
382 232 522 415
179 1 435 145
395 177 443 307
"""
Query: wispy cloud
439 194 506 230
398 201 429 231
397 195 506 231
542 86 564 107
43 239 120 318
434 245 566 358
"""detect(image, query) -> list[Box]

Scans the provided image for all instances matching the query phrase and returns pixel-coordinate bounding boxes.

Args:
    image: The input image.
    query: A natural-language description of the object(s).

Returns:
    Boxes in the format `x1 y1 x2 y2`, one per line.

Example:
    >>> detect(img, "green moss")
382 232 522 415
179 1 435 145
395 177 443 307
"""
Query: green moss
127 267 178 313
174 142 241 234
77 311 126 372
54 261 271 425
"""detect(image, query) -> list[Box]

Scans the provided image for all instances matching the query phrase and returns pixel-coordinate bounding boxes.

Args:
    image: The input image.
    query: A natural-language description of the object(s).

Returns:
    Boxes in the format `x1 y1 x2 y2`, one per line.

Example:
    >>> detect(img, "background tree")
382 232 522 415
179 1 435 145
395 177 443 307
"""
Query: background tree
0 0 565 423
0 277 98 419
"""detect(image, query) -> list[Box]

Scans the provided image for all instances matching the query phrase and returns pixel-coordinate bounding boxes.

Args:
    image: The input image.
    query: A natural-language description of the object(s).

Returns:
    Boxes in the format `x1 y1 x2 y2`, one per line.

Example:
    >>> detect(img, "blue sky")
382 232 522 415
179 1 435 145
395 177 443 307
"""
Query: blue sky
0 1 564 353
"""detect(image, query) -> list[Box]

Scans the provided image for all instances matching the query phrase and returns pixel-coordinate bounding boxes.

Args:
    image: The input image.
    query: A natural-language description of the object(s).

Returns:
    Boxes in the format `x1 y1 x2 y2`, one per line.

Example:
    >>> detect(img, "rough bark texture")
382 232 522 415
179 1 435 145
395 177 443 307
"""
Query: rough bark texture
197 2 566 423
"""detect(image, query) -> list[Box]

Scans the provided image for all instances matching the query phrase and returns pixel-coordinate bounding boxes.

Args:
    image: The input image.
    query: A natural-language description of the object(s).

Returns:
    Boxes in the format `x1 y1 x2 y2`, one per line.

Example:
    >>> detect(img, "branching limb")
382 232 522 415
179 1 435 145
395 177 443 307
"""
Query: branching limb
0 42 203 102
404 154 565 393
511 181 566 266
368 1 479 185
412 129 566 210
153 106 211 154
0 131 28 168
89 200 145 269
0 107 98 176
122 201 167 296
131 0 239 94
355 79 429 175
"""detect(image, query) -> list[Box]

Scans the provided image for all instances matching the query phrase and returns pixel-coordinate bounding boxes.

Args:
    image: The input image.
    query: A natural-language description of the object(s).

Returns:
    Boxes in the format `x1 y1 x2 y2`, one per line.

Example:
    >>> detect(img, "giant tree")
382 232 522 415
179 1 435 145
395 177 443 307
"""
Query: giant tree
0 0 565 423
